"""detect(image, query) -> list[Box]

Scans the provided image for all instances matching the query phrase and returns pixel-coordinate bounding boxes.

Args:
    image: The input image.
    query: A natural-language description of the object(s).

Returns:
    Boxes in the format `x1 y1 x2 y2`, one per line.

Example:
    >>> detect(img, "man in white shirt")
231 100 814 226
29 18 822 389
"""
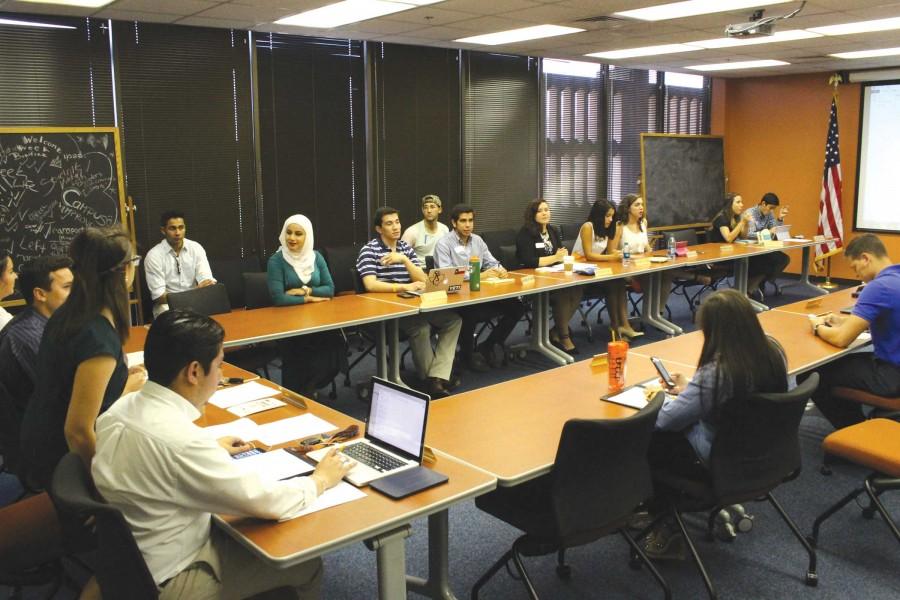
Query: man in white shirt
144 211 216 317
92 310 351 599
400 194 449 265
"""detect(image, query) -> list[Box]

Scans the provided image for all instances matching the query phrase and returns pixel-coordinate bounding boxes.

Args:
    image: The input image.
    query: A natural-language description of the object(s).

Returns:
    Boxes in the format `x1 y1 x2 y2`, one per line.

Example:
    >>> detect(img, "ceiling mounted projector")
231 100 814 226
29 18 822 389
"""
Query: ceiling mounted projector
725 2 805 38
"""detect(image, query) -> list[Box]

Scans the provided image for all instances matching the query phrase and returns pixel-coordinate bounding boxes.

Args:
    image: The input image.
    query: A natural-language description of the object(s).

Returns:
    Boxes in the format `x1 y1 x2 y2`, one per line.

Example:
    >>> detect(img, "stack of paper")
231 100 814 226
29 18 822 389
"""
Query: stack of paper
234 449 313 482
210 381 279 409
203 414 338 447
281 483 367 521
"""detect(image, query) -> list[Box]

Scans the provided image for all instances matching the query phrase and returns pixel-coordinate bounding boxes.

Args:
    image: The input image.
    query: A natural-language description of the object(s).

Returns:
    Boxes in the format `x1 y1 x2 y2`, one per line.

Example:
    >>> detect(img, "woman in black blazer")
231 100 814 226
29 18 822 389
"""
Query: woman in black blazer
515 199 583 354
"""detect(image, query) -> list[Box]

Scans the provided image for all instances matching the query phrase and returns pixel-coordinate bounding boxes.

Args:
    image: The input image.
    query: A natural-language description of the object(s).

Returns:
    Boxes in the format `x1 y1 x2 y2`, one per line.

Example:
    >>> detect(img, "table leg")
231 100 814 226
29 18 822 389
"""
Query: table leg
784 246 827 296
511 292 571 365
365 525 412 600
376 320 388 380
641 271 682 335
388 320 405 385
735 257 769 312
406 510 459 600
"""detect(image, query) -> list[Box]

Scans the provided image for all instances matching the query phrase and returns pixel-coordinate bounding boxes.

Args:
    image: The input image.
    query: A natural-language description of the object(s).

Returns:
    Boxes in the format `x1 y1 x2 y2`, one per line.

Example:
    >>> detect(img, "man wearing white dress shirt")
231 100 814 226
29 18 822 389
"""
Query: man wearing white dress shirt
92 310 351 599
144 211 216 317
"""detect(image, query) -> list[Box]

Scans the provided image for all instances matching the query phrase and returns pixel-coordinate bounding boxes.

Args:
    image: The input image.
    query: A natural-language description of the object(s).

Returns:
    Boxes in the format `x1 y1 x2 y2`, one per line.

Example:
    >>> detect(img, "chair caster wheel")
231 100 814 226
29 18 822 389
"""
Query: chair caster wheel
806 572 818 587
555 565 571 580
356 383 370 401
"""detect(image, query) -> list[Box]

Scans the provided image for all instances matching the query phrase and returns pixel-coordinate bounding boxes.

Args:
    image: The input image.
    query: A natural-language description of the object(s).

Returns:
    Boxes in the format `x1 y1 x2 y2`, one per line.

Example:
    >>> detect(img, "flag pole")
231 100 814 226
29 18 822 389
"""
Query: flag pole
818 255 839 290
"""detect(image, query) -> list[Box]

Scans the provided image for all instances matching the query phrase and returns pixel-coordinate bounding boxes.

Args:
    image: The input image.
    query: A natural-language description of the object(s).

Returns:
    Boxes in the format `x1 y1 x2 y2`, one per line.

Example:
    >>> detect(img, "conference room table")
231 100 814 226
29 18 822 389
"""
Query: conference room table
426 287 863 488
126 294 418 380
198 363 496 600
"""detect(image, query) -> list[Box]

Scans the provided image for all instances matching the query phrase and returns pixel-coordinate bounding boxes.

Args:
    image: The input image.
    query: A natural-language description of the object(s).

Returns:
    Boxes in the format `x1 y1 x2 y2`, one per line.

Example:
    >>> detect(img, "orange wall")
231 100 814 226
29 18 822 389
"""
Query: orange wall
710 73 897 280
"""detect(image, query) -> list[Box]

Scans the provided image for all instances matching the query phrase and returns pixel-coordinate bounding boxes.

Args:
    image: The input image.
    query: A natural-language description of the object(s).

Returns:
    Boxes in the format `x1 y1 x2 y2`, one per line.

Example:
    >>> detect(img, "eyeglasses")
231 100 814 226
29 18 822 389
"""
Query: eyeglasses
173 255 181 276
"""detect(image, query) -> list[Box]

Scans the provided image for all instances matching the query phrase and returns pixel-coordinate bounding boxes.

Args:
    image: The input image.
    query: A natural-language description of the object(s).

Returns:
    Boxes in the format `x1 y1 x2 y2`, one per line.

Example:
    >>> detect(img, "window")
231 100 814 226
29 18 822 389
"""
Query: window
607 67 659 206
542 59 606 229
255 34 367 251
114 22 256 260
663 72 709 134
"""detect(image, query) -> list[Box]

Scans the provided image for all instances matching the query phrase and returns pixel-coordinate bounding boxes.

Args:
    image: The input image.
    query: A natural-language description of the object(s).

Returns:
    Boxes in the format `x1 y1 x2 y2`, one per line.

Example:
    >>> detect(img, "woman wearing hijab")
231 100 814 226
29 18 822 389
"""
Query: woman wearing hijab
267 215 344 397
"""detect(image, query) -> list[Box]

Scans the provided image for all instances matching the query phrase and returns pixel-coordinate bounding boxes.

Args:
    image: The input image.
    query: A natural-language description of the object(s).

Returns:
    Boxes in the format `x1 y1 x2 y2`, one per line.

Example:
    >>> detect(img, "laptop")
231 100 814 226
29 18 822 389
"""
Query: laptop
772 224 793 241
408 267 466 296
307 377 430 486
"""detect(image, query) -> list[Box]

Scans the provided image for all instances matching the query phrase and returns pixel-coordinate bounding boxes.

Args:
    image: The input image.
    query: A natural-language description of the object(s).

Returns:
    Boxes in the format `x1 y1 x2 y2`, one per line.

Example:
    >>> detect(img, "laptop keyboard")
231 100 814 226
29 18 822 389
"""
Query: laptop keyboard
342 442 407 473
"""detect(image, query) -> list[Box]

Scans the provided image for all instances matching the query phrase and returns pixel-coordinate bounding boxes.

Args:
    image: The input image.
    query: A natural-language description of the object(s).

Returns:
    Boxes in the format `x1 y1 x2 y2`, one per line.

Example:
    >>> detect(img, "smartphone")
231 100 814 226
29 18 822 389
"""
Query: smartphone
232 448 265 460
397 291 419 299
650 357 675 388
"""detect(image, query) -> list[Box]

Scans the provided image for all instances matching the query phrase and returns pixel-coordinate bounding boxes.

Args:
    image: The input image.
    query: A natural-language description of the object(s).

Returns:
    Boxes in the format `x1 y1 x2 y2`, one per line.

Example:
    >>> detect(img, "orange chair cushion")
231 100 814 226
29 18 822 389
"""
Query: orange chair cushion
0 492 64 571
832 387 900 411
823 418 900 477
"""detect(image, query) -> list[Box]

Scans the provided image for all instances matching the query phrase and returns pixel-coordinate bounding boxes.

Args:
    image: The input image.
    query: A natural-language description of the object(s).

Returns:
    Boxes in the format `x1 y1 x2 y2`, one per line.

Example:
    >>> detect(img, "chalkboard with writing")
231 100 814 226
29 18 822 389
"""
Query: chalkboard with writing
0 128 126 268
640 134 725 230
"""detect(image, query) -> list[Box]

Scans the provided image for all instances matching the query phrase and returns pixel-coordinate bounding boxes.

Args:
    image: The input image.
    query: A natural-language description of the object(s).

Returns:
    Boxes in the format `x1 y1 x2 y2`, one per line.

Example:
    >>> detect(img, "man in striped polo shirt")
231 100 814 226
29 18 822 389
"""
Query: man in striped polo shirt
357 206 462 397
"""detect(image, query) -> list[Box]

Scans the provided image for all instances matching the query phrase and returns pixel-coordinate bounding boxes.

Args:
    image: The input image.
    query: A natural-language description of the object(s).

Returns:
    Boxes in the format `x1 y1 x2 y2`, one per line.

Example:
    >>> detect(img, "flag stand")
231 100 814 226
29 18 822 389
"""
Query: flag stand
818 255 840 290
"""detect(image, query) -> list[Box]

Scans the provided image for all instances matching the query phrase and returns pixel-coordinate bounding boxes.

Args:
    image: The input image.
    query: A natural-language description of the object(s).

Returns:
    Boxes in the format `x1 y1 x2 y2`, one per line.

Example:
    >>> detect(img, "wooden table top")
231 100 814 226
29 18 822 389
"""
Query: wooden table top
773 286 857 316
205 370 495 566
125 294 417 353
426 358 693 485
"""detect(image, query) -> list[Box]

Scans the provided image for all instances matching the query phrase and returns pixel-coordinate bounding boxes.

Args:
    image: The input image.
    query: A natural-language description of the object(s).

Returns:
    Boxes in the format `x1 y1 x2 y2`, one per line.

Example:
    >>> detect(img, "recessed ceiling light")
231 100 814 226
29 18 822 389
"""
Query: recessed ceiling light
585 43 700 60
809 16 900 36
691 29 822 48
276 0 442 29
830 47 900 60
614 0 792 22
686 59 789 71
454 25 584 46
543 59 602 78
0 17 77 29
17 0 114 6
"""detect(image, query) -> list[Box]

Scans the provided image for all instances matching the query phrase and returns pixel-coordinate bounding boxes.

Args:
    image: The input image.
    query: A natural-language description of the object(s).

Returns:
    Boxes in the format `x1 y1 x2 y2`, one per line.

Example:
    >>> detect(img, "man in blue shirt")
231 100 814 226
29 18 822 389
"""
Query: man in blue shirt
809 234 900 429
0 256 73 421
357 206 461 397
744 192 790 297
433 204 524 371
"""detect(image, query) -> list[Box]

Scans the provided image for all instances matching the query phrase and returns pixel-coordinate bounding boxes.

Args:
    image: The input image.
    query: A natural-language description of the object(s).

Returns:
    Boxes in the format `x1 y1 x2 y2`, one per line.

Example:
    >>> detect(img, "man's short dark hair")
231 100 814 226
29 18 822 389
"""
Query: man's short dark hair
18 256 73 305
761 192 780 206
845 233 888 260
160 210 186 227
145 309 224 387
373 206 399 230
449 204 474 223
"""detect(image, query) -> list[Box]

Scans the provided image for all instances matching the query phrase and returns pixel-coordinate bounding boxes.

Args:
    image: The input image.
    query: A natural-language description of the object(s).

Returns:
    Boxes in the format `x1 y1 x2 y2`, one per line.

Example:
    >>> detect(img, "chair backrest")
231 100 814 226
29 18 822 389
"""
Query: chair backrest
549 393 664 546
668 228 699 246
0 379 22 475
350 267 367 294
499 245 520 270
558 223 582 242
709 373 819 503
323 244 362 295
50 454 158 599
242 272 273 309
425 255 435 271
481 229 517 264
166 283 231 316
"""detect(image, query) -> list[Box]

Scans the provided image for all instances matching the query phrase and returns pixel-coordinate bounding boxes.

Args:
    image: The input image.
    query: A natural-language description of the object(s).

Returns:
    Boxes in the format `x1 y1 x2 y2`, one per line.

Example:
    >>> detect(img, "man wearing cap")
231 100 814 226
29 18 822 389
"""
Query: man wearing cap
743 192 791 296
401 194 449 265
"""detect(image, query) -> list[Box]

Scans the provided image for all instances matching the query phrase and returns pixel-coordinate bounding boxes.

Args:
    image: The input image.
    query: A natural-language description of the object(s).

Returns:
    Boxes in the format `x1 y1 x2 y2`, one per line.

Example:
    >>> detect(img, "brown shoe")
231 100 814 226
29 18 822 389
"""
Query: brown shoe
427 377 450 399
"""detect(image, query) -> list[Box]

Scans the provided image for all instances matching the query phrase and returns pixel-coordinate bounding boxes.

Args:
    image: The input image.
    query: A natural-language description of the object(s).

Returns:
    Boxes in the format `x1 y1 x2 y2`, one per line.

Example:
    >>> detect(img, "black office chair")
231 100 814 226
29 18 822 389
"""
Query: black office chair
242 272 274 309
425 255 435 271
209 255 263 309
481 229 517 266
166 282 231 316
472 394 670 600
0 380 22 481
666 229 727 318
646 374 820 599
49 453 158 600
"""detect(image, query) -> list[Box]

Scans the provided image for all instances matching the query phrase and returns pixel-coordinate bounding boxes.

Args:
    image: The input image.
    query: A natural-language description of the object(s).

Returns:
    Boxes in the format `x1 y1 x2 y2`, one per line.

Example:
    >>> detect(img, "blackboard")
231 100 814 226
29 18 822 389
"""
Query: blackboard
0 127 125 270
640 134 725 230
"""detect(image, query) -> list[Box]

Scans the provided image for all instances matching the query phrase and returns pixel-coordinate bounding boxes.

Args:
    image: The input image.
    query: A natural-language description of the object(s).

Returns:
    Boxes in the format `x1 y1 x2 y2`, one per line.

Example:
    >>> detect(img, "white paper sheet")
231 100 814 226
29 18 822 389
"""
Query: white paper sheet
255 414 338 446
280 482 367 521
234 449 313 482
127 351 144 367
604 386 649 409
210 381 279 409
203 418 259 442
227 397 286 417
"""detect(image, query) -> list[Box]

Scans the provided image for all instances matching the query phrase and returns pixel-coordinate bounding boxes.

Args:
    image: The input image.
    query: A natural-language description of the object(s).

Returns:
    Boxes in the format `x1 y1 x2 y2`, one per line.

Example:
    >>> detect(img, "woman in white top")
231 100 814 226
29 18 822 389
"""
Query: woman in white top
573 199 640 339
613 194 676 326
0 251 18 331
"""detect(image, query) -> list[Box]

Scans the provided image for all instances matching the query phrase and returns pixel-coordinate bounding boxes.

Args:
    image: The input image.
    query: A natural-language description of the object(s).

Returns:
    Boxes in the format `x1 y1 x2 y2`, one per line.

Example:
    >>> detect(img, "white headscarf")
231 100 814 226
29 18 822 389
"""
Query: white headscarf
278 214 315 283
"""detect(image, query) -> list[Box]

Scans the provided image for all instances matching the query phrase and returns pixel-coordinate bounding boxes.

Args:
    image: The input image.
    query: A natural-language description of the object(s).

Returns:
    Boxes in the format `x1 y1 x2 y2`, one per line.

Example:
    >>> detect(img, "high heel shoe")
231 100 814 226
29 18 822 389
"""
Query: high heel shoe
618 328 644 341
555 334 579 355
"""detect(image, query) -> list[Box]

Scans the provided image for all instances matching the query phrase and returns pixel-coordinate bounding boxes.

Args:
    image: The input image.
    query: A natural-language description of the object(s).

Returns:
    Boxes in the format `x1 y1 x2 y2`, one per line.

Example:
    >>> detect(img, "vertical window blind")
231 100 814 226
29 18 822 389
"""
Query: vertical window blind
370 43 460 227
114 22 256 260
607 67 659 209
463 52 540 233
663 72 709 135
255 35 367 252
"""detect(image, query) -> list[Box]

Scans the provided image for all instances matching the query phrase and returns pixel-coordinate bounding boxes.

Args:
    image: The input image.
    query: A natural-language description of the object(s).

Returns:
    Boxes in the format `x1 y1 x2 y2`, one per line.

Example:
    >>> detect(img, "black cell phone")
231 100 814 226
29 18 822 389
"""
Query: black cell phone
650 357 675 388
397 291 418 299
851 285 864 298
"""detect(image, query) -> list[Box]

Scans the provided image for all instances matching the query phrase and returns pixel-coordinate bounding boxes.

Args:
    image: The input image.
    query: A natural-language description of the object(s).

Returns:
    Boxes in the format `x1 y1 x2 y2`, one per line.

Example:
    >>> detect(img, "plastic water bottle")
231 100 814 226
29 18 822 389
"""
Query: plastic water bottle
667 236 676 260
622 242 631 267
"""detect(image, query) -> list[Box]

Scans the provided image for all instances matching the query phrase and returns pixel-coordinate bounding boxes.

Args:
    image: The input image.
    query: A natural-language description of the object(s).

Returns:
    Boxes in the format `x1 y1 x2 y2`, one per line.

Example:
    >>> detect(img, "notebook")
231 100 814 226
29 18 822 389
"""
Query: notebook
307 377 430 486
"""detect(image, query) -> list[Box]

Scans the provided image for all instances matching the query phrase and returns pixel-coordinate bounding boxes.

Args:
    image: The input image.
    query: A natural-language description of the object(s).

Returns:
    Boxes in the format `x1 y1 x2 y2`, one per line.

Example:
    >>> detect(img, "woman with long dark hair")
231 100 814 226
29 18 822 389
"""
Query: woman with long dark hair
643 289 789 558
573 199 639 339
20 226 146 488
0 250 18 330
515 199 583 354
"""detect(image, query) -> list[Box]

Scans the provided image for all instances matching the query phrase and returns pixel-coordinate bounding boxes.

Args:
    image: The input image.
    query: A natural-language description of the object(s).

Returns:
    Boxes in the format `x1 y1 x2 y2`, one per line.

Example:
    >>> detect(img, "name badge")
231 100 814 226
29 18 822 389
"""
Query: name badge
534 242 545 249
454 245 466 254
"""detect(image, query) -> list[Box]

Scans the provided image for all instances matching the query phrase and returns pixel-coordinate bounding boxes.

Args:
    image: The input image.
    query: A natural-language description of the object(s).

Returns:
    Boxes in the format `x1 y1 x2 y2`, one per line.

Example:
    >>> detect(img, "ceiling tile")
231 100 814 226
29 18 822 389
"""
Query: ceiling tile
107 0 219 15
497 4 601 25
445 15 535 32
349 19 424 34
193 3 297 22
440 0 542 16
96 9 181 23
176 16 258 29
386 7 481 25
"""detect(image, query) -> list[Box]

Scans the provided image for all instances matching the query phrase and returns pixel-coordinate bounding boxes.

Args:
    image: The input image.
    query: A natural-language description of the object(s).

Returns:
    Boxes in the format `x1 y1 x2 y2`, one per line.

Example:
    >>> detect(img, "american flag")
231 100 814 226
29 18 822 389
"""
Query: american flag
817 98 844 258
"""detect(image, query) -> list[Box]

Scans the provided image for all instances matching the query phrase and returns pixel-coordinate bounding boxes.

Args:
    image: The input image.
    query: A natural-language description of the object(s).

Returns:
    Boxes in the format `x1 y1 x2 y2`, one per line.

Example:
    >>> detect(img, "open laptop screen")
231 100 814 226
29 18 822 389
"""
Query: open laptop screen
366 378 429 459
